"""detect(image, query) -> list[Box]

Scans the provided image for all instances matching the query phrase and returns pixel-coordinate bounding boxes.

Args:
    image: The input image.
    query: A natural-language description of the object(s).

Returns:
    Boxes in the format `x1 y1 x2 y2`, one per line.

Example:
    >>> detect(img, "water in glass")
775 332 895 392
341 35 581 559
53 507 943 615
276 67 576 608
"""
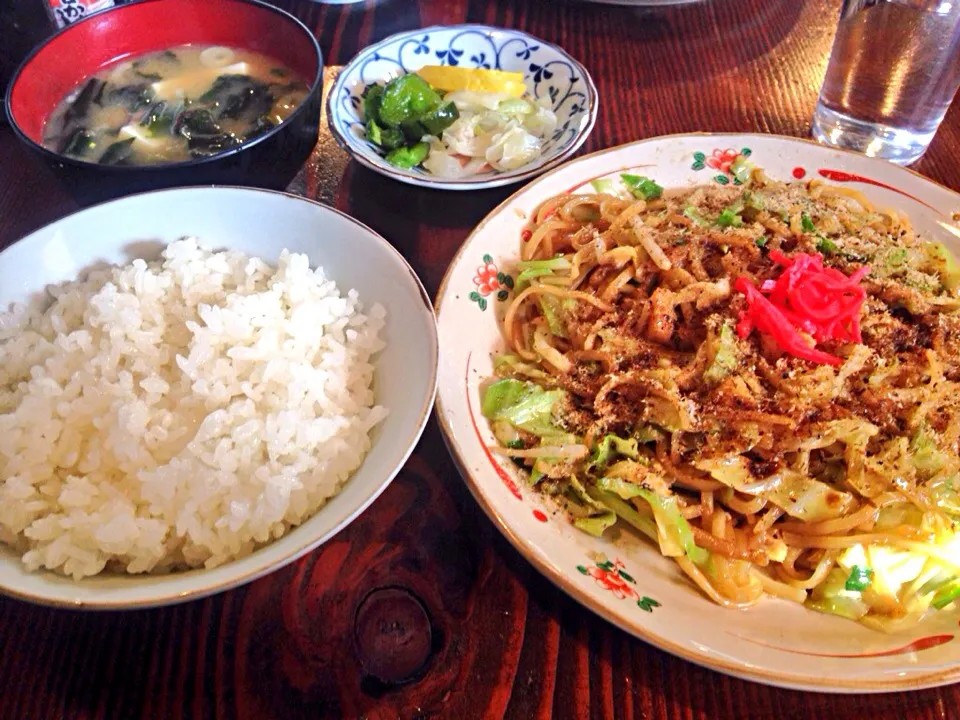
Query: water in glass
813 0 960 165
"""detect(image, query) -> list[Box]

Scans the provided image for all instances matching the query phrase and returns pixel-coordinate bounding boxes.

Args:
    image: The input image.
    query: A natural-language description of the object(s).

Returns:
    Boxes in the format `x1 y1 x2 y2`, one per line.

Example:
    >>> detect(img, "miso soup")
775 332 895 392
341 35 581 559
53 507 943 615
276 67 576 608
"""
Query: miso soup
42 45 310 166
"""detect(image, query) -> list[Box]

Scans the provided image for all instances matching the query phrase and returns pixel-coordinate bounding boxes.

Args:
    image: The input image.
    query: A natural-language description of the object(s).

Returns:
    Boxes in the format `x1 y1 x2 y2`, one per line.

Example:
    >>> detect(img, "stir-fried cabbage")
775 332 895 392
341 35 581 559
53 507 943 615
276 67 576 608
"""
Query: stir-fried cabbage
696 456 855 522
924 241 960 292
808 567 871 621
589 434 639 473
911 425 948 477
635 488 710 565
493 353 549 381
703 323 740 385
481 378 569 440
566 475 617 537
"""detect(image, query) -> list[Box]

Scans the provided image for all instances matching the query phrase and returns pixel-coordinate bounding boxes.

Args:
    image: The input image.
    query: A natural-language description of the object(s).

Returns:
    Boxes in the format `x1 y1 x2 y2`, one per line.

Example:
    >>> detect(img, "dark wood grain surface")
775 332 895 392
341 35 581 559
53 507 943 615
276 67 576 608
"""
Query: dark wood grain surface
1 0 959 718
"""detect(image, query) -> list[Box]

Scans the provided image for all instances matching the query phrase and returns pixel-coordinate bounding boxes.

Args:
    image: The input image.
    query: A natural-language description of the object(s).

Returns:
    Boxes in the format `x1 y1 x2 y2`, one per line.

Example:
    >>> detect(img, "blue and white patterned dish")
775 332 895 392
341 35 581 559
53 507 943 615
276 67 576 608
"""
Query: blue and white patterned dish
326 25 598 190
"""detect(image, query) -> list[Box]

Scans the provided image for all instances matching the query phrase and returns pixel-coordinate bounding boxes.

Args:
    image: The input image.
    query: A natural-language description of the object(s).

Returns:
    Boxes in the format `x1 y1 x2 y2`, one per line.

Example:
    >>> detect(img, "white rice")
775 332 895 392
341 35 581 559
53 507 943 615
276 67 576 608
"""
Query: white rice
0 238 387 579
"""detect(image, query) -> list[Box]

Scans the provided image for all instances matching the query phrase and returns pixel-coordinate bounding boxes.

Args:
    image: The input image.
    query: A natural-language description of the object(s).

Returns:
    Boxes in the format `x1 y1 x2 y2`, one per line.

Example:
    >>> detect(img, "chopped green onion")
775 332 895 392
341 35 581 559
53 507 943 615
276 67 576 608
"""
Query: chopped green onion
716 208 743 228
529 462 545 485
816 236 838 254
801 213 816 233
506 439 525 450
743 190 765 211
755 237 768 248
883 247 908 267
808 567 869 620
621 174 663 200
932 579 960 610
683 206 708 226
591 178 616 194
729 155 753 184
844 565 874 592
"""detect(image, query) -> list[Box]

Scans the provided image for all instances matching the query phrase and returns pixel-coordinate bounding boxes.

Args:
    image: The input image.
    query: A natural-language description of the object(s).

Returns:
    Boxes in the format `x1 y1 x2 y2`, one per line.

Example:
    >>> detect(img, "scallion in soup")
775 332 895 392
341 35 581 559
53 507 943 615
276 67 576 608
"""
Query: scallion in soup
42 45 310 165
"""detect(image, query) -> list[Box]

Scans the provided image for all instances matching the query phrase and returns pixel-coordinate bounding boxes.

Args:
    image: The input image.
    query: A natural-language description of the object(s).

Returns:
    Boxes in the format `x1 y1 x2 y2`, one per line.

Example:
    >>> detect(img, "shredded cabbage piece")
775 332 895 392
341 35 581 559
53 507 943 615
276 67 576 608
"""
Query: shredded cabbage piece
419 91 557 176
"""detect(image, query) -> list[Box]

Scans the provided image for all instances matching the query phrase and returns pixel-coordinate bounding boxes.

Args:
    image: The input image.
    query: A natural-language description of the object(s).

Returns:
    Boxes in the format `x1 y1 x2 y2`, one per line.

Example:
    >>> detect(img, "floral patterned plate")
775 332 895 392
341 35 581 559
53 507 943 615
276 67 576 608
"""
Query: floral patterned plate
435 133 960 692
326 25 598 190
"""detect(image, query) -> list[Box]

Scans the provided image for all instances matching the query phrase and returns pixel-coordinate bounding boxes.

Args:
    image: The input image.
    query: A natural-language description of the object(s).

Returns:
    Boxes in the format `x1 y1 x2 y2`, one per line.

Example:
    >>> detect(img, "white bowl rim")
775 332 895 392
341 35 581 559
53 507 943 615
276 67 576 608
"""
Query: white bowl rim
434 131 960 692
325 23 599 191
0 185 439 610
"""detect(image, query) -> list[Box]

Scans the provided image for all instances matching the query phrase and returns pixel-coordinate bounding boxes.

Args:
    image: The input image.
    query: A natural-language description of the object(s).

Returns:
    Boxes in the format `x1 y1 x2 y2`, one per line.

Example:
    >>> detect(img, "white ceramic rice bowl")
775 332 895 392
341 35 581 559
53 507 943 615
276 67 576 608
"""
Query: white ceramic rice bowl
0 186 438 609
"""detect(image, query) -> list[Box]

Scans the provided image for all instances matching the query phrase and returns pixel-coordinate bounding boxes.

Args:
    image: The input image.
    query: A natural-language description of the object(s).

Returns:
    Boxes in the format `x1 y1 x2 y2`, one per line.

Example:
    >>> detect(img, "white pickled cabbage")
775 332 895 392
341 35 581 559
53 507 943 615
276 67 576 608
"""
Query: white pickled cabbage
420 90 559 176
441 117 496 157
477 110 508 133
522 105 558 138
498 98 535 117
445 91 512 112
485 126 542 170
421 138 488 177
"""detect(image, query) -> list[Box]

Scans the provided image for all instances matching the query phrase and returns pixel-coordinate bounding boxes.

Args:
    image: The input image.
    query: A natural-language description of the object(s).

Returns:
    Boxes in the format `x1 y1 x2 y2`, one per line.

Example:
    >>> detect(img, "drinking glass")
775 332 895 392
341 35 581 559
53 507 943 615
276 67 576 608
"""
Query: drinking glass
812 0 960 165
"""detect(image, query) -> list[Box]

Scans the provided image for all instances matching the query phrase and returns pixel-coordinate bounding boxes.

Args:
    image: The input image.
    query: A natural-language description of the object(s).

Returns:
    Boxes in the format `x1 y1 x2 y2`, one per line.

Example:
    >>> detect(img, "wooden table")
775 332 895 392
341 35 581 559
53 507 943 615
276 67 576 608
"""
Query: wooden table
1 0 959 717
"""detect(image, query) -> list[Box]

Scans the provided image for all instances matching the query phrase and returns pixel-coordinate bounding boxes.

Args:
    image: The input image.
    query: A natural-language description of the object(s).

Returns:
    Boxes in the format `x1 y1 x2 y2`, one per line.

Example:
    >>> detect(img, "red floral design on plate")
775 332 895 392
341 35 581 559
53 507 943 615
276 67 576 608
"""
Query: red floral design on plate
691 147 752 185
473 260 502 296
577 557 661 612
706 147 740 174
469 254 514 311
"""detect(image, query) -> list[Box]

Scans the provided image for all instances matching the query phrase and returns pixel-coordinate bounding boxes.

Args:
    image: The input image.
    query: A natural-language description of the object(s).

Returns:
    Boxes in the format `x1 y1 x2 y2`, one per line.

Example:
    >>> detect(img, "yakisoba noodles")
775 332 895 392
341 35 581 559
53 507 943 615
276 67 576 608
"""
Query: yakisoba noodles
481 167 960 629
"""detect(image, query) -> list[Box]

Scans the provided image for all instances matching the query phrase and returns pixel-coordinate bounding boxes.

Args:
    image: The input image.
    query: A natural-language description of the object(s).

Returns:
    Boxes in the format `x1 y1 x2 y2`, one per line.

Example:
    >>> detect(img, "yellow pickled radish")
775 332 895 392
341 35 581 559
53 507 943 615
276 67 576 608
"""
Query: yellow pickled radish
415 65 527 97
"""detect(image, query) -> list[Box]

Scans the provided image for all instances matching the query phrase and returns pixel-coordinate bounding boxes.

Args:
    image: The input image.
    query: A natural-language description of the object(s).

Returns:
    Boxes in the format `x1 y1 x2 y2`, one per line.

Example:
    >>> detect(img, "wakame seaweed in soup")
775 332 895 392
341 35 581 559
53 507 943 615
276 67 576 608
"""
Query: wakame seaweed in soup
41 45 310 165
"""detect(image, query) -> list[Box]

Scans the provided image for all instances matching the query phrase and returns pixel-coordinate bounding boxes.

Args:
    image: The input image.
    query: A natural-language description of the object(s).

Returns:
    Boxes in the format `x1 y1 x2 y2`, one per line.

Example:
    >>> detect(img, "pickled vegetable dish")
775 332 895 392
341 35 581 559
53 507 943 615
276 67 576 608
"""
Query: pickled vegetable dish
484 167 960 630
42 45 310 165
360 66 558 176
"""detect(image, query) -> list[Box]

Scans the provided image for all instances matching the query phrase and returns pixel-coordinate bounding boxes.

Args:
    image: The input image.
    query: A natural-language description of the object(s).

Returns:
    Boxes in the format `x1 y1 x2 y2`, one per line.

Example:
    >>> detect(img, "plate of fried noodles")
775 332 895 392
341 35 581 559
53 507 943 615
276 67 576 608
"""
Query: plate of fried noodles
436 134 960 691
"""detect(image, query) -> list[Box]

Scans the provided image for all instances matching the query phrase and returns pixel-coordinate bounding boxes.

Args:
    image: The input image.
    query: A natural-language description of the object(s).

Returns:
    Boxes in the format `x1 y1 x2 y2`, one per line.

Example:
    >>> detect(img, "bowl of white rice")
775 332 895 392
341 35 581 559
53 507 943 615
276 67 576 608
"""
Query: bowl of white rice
0 186 437 609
